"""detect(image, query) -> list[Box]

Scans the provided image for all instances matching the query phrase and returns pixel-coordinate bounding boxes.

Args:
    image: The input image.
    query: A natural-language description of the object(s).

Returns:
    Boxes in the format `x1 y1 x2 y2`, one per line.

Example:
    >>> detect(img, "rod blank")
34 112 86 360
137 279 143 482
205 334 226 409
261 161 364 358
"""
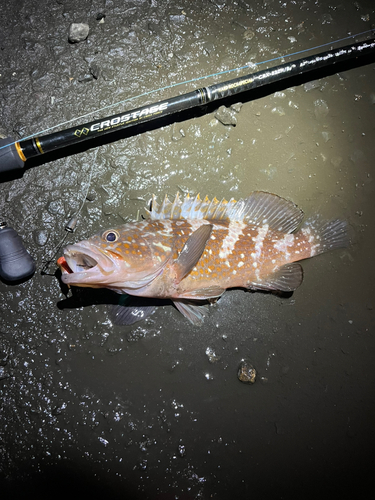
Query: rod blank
1 38 374 174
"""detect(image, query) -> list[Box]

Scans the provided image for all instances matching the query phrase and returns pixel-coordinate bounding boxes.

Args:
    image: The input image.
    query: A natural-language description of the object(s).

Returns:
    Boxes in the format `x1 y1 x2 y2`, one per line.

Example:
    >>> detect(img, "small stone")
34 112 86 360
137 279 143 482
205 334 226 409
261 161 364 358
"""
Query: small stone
237 359 256 384
86 190 96 202
68 23 89 43
90 63 101 79
231 102 243 113
214 105 237 126
33 229 49 247
78 74 93 83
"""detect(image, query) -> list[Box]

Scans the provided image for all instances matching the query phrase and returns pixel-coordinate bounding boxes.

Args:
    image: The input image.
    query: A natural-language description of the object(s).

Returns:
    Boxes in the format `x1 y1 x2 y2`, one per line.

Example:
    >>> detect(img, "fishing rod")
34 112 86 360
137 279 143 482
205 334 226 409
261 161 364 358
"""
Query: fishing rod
1 37 375 175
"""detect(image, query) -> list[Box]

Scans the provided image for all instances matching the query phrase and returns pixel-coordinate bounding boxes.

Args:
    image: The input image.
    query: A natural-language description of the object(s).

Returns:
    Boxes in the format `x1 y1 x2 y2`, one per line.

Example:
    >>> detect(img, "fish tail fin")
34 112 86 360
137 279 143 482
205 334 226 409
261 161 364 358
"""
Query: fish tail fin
302 217 349 256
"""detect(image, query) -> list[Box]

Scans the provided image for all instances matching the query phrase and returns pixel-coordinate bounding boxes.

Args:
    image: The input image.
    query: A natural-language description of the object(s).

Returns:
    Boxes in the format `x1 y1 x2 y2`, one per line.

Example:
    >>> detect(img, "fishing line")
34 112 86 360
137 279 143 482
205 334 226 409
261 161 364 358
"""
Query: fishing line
0 28 373 150
40 149 98 275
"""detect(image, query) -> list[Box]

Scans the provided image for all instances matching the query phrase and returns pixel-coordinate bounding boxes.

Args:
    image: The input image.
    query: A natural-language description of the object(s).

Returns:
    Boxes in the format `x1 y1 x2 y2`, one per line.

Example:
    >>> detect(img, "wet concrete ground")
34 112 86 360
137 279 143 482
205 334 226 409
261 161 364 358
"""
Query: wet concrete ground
1 0 375 498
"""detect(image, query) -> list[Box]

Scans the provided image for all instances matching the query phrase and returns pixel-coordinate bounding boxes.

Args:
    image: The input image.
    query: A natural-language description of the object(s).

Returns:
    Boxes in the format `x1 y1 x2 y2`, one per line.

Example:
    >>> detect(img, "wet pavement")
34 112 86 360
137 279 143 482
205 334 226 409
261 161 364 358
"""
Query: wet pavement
0 0 374 498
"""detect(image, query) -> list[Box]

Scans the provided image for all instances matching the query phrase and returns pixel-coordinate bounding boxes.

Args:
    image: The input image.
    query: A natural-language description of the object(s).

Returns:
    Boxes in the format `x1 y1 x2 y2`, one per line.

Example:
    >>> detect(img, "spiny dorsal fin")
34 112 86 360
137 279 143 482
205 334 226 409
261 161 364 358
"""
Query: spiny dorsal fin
148 191 304 233
148 192 238 221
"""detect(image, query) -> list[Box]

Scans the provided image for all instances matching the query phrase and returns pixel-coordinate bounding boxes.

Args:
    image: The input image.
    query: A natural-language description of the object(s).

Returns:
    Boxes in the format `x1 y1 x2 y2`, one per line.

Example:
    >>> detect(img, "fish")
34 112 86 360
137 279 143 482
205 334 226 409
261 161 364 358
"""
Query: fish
58 191 348 325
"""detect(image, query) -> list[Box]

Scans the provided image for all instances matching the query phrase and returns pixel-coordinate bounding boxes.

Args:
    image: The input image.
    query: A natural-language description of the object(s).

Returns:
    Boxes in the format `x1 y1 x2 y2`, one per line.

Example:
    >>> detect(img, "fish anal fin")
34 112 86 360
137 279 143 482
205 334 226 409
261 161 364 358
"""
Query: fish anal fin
251 262 303 292
173 224 213 282
173 300 209 325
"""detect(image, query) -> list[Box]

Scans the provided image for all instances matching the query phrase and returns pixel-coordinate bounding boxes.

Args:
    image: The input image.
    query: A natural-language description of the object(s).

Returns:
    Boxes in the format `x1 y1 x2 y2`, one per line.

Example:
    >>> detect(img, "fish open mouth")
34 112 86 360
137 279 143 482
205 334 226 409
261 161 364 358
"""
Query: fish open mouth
64 251 98 273
57 243 114 285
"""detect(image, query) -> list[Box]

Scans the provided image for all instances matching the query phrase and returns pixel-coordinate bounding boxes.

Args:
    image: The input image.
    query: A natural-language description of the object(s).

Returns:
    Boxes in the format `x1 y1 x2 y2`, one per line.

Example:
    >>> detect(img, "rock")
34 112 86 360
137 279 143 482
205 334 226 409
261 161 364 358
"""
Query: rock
68 23 89 43
214 105 237 126
90 62 101 79
237 359 256 384
33 229 49 247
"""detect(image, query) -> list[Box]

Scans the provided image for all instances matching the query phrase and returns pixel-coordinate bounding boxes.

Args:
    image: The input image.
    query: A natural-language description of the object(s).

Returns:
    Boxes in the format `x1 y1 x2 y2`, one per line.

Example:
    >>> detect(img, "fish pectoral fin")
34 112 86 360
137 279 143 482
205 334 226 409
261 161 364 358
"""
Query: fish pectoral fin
173 299 209 325
180 286 225 300
250 262 303 292
173 224 213 283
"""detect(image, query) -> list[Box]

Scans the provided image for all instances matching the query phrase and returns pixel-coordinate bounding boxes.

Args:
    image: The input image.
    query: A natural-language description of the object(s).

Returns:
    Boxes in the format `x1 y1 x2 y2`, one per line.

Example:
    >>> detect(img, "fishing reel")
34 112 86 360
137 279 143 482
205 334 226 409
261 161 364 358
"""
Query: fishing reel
0 221 35 282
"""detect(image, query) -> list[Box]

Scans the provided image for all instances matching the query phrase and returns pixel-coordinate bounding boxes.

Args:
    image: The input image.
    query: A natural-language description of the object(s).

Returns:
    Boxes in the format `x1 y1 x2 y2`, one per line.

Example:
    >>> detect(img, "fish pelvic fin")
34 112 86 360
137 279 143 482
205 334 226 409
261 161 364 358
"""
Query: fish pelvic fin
173 299 209 325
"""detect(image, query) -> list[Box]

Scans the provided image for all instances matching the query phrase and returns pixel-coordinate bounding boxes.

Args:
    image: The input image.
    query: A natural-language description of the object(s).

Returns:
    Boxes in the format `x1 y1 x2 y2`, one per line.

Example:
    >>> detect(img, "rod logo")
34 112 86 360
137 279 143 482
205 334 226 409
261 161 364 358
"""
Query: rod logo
89 102 169 132
74 127 90 138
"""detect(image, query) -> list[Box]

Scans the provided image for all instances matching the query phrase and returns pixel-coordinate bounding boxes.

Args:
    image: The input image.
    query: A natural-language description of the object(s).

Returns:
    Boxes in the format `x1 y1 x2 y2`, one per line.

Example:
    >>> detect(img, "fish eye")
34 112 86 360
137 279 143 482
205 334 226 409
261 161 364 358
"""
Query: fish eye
103 230 120 242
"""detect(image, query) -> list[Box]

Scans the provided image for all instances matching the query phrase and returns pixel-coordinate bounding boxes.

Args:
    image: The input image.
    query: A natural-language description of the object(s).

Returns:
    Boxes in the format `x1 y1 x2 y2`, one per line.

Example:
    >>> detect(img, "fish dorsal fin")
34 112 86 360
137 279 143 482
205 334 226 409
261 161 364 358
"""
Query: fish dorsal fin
239 191 304 233
148 192 238 221
148 191 303 232
173 224 213 282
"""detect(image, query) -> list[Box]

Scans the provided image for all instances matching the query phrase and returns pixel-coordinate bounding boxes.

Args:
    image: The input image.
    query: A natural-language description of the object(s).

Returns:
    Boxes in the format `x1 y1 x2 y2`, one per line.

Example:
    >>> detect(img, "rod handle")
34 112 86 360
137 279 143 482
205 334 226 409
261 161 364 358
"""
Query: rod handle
0 137 25 174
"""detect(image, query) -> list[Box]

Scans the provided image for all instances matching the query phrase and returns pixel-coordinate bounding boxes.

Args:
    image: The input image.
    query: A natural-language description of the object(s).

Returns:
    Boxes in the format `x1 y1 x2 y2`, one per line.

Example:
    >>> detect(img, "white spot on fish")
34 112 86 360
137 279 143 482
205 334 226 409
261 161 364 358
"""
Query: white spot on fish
238 261 244 268
252 224 269 262
274 233 295 260
152 241 172 252
219 221 245 259
225 260 230 268
233 270 237 275
240 253 245 259
252 262 257 268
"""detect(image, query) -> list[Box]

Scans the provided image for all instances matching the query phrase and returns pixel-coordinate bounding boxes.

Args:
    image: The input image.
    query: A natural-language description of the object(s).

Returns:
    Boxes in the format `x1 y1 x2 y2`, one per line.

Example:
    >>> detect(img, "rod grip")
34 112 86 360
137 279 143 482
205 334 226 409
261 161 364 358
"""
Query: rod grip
0 137 25 174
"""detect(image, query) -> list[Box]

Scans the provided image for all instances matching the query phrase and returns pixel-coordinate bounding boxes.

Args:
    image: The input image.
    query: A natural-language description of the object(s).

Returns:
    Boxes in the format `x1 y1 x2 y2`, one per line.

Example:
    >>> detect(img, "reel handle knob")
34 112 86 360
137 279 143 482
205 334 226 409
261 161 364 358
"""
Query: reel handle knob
0 222 36 282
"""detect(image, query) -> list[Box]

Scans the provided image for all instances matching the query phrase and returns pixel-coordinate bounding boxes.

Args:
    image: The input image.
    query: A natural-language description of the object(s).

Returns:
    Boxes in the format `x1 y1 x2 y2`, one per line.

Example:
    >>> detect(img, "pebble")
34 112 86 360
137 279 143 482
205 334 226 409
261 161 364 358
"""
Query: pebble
215 105 237 126
68 23 89 43
237 359 256 384
33 229 49 247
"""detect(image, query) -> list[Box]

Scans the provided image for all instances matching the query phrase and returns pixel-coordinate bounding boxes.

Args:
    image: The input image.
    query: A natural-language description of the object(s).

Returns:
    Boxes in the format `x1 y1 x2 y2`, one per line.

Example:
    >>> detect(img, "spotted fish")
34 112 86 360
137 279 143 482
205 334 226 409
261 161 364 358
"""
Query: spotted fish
59 191 347 325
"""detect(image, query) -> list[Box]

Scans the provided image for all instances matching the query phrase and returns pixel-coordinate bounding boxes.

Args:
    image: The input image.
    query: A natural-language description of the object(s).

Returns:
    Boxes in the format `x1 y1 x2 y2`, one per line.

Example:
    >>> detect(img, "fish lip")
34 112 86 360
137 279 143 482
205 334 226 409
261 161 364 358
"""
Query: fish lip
61 243 116 284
